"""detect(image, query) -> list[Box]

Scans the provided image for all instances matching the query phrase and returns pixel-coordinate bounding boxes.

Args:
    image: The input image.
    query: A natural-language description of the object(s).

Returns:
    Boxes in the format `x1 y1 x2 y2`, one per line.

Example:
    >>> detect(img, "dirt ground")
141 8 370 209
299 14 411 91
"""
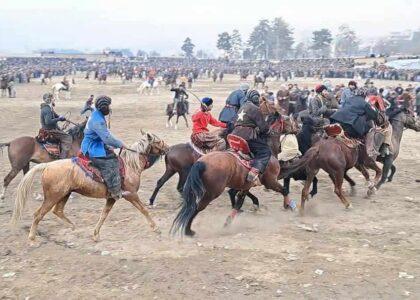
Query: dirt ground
0 75 419 299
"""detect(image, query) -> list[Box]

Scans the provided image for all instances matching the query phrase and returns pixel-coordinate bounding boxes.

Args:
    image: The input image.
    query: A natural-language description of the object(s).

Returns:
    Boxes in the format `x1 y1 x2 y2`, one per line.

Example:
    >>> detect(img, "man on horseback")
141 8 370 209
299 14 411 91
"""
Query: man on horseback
40 93 72 159
191 97 227 152
219 83 249 124
309 85 337 122
171 82 189 114
232 90 271 183
81 96 128 200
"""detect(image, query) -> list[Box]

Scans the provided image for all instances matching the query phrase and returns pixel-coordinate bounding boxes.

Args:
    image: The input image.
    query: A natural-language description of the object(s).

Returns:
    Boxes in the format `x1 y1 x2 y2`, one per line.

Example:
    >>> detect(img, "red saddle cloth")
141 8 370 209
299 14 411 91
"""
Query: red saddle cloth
227 134 253 170
36 129 61 157
71 152 126 184
324 124 360 148
324 123 343 137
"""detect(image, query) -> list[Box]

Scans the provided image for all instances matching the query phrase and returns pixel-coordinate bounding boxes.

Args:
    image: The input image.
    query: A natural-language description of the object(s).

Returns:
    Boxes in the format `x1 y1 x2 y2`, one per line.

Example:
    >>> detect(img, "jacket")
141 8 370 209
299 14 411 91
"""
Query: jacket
308 94 327 118
40 103 60 130
192 110 226 134
218 89 246 123
232 102 269 140
330 95 378 137
81 109 123 158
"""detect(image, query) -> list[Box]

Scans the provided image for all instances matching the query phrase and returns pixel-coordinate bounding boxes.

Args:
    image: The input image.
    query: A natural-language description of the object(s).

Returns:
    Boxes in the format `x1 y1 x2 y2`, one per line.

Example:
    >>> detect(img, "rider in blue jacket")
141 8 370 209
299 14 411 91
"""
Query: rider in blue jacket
81 96 128 199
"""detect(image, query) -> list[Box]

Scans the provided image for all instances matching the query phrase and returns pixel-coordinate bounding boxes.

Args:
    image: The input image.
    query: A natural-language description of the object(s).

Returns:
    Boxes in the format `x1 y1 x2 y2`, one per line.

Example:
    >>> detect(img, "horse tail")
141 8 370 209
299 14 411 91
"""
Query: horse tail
171 161 206 236
10 163 48 226
280 146 319 179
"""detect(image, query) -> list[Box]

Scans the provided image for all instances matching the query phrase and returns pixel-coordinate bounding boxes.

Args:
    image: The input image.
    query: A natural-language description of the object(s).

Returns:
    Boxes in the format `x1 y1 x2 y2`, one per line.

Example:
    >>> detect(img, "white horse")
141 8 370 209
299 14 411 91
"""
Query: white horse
52 82 71 101
137 77 161 96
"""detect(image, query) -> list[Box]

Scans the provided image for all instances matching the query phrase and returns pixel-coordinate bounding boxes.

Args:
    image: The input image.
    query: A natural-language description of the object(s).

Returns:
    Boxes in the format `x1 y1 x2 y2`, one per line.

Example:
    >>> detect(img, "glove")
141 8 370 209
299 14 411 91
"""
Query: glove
58 116 66 121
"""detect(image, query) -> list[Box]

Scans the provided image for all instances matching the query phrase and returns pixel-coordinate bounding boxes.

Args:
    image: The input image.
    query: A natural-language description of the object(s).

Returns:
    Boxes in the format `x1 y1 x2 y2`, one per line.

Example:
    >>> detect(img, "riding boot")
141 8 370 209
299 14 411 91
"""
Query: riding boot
247 167 261 186
380 144 390 157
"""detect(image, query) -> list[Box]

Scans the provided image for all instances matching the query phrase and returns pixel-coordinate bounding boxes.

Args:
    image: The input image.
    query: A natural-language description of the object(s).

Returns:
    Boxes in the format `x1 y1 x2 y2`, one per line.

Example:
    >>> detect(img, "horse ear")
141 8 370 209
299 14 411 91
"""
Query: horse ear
140 129 145 136
147 133 153 141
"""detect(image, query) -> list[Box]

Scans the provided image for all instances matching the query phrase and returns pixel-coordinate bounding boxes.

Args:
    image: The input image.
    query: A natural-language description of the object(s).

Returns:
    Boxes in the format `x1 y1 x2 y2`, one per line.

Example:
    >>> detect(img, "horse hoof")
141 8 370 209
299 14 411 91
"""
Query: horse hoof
28 238 41 248
92 234 100 242
0 194 4 200
250 204 260 213
152 226 161 235
165 123 169 128
346 203 353 209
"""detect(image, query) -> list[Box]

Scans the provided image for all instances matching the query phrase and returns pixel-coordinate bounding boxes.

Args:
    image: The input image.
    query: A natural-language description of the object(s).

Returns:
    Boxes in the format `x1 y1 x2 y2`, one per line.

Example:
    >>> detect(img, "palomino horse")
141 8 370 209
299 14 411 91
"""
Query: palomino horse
0 121 87 200
11 132 169 243
52 82 71 101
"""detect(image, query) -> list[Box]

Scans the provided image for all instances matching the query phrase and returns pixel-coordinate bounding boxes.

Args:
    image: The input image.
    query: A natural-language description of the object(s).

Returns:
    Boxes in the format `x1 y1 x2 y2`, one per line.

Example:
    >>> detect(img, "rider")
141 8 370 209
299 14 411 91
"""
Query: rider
81 96 129 200
340 80 357 107
309 84 337 121
191 97 227 151
232 90 271 183
171 82 189 113
80 94 94 116
330 88 378 139
40 93 72 159
219 83 249 124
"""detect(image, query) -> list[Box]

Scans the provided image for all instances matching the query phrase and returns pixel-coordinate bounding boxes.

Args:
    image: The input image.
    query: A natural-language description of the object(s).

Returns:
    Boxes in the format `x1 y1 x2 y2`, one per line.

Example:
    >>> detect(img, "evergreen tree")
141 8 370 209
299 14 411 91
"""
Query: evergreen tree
181 37 195 58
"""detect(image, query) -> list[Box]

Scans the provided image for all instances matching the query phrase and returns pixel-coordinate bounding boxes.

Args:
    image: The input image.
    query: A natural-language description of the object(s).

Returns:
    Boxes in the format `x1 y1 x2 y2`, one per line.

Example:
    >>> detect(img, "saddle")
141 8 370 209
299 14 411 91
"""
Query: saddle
226 134 253 170
71 152 125 184
36 129 61 158
324 124 360 149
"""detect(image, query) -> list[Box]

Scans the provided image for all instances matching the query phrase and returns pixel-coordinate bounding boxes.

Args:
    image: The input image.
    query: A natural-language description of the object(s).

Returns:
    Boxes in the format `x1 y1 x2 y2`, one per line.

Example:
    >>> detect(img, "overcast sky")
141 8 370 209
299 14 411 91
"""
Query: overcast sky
0 0 419 55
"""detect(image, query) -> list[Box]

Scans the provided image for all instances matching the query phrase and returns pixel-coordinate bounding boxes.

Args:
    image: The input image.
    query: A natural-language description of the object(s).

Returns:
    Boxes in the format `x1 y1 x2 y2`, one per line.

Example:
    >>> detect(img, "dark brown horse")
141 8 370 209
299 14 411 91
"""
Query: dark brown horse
166 101 189 130
0 121 86 199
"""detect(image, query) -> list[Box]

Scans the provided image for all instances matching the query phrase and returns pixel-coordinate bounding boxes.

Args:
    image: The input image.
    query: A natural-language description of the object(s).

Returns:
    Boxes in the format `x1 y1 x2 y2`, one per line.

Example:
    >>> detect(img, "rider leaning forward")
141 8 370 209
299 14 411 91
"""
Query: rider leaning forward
40 93 72 159
232 90 271 183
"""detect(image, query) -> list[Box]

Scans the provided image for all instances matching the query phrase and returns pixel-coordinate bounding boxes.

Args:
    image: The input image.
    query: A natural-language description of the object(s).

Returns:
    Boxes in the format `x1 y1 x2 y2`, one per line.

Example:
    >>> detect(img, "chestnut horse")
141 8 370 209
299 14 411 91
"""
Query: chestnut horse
11 132 168 244
0 121 86 200
170 143 314 236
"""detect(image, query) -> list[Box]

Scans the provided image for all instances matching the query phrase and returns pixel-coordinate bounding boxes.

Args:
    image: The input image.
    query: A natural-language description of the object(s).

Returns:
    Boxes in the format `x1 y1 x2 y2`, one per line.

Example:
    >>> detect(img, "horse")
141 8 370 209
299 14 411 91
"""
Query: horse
10 132 169 244
253 74 266 88
52 82 71 101
137 79 160 95
170 120 313 236
296 130 363 214
370 111 420 191
166 101 189 130
0 121 86 200
98 73 107 84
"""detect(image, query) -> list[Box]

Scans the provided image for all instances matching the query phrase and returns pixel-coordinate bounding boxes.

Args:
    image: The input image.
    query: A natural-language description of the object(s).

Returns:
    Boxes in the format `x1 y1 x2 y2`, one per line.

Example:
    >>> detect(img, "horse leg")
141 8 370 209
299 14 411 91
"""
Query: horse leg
182 114 189 128
123 192 160 233
52 194 75 230
149 167 176 206
1 167 21 200
355 164 373 187
177 169 189 193
93 198 115 242
224 191 247 227
343 172 356 196
300 171 316 215
331 172 351 209
388 164 397 182
283 177 291 209
246 191 260 210
28 191 59 242
376 155 393 190
309 176 318 197
175 115 180 130
166 115 172 128
227 189 237 208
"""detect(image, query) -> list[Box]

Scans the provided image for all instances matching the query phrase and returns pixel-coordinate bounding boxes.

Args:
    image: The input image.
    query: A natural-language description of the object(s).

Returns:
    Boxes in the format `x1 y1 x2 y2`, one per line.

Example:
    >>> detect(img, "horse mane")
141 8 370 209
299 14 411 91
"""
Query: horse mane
66 120 87 140
120 136 151 172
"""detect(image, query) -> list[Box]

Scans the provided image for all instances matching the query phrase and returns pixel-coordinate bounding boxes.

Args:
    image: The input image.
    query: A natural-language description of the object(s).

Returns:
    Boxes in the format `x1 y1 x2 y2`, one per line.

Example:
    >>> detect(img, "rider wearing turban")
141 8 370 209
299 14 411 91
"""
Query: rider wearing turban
40 92 72 159
232 90 271 183
81 96 128 200
191 97 227 152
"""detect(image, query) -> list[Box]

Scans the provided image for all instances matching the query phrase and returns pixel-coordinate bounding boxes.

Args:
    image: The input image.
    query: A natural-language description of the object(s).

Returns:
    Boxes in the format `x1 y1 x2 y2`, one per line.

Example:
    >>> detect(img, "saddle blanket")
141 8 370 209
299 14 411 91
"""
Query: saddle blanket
71 153 125 183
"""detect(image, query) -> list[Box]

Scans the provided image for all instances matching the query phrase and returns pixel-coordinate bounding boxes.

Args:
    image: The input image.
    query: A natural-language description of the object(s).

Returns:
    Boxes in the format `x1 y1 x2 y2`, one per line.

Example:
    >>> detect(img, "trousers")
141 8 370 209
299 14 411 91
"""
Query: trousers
90 152 121 198
248 139 271 174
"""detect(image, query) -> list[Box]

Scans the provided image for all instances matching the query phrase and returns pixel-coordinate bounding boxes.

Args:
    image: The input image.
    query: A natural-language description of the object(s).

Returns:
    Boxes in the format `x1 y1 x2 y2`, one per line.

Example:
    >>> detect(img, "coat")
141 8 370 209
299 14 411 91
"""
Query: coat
81 109 123 158
232 102 269 141
40 103 60 130
330 95 378 137
218 89 246 123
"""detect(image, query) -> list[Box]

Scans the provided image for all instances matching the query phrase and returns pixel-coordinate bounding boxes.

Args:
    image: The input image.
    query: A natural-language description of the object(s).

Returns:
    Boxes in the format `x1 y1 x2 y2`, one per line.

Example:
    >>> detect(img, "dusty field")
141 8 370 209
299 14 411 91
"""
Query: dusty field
0 75 419 299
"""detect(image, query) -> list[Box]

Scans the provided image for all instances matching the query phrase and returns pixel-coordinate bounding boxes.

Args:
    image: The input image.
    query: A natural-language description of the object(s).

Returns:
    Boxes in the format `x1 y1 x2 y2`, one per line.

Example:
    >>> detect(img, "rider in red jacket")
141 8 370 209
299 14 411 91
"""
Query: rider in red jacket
191 97 227 151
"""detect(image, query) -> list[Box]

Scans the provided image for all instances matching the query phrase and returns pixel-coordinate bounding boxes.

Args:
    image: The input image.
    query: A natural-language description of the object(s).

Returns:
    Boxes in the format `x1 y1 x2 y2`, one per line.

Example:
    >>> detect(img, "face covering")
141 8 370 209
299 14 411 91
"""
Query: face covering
100 106 110 115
